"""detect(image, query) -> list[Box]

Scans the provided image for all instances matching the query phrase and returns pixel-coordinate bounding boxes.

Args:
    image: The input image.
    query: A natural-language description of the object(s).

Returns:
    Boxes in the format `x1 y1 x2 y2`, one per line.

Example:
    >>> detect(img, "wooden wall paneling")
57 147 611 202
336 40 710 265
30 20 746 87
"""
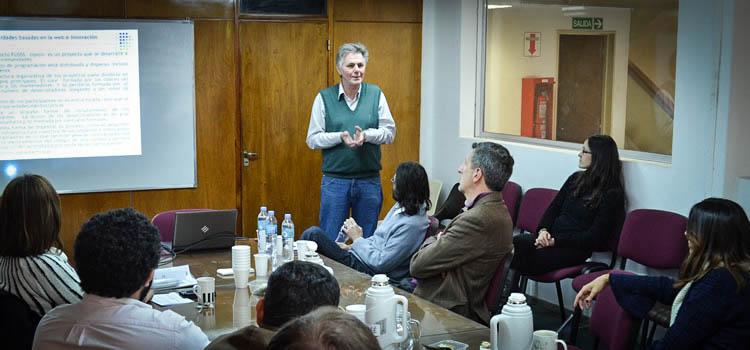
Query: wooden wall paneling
7 0 126 17
126 0 234 19
132 20 238 222
239 21 327 237
333 0 422 23
59 192 131 262
0 1 8 16
333 22 422 217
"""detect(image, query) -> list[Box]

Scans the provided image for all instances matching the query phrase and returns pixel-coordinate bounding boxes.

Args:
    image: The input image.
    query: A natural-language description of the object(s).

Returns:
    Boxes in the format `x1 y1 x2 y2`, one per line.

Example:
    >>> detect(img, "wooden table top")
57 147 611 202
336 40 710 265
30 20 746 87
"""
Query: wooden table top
157 243 489 344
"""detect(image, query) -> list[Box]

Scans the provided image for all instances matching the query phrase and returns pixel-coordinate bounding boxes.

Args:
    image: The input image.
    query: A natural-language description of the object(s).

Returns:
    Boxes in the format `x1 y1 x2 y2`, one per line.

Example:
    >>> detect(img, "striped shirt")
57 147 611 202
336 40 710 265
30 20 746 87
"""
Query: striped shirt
0 248 84 316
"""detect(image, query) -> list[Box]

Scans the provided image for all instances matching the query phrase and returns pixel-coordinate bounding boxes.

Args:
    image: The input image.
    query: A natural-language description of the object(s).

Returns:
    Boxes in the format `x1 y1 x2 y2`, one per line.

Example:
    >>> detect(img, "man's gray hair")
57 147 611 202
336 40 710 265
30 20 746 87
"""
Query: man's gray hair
471 142 514 191
336 43 369 68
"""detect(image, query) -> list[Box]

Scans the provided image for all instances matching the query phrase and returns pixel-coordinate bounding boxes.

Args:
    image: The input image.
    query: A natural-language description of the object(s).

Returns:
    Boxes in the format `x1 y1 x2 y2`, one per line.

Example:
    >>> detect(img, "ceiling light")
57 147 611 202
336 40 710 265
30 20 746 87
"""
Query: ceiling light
488 5 512 9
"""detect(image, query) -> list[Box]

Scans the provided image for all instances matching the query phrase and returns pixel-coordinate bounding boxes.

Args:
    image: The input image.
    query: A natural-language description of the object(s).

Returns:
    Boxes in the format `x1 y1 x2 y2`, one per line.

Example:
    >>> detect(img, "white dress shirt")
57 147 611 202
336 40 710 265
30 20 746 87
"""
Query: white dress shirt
32 294 209 350
306 83 396 149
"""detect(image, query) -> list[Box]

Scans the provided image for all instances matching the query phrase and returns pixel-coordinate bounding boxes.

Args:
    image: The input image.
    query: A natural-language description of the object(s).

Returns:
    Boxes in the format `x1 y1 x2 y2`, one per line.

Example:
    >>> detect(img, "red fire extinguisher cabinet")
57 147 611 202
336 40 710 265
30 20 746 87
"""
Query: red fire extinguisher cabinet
521 77 555 140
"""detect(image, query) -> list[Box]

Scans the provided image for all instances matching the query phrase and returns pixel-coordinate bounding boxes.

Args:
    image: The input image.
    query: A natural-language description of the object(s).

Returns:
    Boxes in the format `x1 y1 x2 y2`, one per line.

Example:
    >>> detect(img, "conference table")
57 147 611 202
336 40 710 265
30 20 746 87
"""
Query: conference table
155 241 492 348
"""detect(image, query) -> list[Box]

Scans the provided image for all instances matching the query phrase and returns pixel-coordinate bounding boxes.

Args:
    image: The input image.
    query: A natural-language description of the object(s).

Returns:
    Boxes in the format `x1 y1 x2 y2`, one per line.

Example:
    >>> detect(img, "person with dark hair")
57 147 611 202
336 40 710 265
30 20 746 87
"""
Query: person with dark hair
300 161 431 281
0 174 83 317
306 42 396 240
206 261 340 350
509 135 626 286
410 142 514 324
267 306 380 350
575 198 750 349
32 208 209 350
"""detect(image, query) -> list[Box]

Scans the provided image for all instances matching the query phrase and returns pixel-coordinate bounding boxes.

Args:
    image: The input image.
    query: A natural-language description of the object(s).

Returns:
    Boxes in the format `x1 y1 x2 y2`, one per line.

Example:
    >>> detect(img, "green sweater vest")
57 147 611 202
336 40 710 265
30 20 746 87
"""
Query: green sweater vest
320 82 382 179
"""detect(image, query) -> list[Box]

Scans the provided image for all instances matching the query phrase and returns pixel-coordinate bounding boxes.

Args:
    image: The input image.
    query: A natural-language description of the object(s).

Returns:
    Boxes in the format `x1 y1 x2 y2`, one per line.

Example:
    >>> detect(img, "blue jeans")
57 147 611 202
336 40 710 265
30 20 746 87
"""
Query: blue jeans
300 226 375 275
319 175 383 240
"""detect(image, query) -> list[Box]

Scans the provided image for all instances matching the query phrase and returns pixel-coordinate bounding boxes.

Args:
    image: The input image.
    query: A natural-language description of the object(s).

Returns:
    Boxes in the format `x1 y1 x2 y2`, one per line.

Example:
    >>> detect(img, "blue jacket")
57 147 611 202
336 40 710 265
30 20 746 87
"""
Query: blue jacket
610 268 750 349
351 203 429 280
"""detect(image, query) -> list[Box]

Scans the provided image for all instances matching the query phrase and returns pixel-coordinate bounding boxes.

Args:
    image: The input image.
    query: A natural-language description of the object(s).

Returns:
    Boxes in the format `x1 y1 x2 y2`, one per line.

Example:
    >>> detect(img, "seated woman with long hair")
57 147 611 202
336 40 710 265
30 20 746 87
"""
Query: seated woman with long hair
301 161 431 281
510 135 626 279
575 198 750 349
0 174 84 317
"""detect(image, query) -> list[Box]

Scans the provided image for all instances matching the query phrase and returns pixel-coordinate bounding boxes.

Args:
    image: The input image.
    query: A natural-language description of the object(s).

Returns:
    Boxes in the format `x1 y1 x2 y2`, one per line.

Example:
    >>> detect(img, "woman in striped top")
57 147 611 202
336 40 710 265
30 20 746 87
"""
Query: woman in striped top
0 174 83 317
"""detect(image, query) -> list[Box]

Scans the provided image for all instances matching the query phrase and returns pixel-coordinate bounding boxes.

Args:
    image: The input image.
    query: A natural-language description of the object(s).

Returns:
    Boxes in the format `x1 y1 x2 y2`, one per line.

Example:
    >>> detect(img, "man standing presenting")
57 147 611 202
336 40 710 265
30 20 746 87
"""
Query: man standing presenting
410 142 515 325
306 42 396 240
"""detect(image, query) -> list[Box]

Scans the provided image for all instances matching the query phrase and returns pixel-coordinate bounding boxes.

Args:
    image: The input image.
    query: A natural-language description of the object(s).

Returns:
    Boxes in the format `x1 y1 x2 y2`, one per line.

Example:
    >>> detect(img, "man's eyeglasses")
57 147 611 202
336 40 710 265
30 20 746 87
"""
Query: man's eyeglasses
581 149 591 154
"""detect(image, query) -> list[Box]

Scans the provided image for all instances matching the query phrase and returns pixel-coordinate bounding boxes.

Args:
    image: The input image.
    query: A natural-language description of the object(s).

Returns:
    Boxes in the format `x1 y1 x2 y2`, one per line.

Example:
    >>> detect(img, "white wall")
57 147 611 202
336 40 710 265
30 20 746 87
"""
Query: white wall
421 0 737 308
484 5 630 143
722 0 750 212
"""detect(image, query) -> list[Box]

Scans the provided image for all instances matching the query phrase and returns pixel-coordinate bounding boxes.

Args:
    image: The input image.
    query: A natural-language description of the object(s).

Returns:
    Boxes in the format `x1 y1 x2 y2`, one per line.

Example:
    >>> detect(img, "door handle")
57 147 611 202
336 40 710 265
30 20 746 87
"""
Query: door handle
243 151 258 159
243 151 258 167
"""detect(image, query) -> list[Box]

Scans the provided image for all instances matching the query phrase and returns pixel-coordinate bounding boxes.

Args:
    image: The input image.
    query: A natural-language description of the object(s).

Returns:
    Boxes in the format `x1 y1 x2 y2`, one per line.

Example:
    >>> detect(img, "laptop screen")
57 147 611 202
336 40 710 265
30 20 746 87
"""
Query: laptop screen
172 209 237 252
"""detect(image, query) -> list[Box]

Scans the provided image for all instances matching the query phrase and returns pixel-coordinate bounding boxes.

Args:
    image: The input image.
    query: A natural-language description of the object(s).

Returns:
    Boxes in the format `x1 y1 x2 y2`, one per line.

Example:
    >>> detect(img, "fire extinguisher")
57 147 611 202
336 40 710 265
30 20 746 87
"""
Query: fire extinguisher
536 92 548 139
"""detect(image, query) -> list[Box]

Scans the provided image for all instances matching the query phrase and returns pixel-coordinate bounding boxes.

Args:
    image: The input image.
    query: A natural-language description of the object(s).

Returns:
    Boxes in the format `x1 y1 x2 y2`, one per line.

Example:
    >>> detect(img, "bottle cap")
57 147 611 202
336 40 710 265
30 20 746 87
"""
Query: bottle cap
508 293 527 304
284 213 291 219
371 274 389 286
269 210 275 215
260 206 267 211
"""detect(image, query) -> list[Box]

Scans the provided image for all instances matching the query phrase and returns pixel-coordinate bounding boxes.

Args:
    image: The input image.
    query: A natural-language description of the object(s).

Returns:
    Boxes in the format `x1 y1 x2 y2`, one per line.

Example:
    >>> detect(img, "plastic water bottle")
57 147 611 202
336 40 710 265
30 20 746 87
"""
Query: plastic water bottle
281 214 295 262
257 207 268 252
266 211 278 268
335 230 348 243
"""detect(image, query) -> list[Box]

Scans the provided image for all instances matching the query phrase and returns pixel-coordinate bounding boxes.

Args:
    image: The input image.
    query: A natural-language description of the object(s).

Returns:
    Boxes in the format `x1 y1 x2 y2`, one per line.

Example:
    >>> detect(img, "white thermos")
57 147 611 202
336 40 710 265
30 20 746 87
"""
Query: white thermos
365 274 409 350
490 293 533 350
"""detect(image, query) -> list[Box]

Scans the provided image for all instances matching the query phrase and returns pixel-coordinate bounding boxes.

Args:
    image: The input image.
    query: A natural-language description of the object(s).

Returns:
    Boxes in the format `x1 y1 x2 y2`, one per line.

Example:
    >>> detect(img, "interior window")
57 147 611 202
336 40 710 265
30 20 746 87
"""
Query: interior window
481 0 678 156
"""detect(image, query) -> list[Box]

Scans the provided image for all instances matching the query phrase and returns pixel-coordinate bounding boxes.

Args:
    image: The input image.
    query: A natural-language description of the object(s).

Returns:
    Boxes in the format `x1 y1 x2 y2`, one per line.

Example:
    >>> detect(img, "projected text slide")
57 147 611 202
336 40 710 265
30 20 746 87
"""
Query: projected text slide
0 30 141 160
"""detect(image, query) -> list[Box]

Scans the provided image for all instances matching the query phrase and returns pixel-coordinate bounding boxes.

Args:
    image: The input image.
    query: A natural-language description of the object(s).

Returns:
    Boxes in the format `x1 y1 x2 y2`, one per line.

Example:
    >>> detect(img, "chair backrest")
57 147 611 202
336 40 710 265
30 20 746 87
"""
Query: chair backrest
589 285 638 350
501 181 522 226
515 188 558 233
617 209 688 269
0 289 42 350
433 183 466 222
485 250 514 315
426 179 443 217
152 209 216 243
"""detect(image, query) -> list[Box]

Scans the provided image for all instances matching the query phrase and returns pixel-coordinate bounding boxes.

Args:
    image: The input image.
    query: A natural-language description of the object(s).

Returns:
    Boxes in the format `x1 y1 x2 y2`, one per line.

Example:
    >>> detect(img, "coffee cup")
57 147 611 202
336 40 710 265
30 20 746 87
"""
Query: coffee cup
193 276 216 308
532 330 567 350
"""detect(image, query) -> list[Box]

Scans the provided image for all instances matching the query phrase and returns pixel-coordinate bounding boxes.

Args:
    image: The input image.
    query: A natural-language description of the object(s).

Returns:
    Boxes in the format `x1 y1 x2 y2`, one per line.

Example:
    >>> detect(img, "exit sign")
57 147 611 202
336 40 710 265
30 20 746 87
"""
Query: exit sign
572 17 604 30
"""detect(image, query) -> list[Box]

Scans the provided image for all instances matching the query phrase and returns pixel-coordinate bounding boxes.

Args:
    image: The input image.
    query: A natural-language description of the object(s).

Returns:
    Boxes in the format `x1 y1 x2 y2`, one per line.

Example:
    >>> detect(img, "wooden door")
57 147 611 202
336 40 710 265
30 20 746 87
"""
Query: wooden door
556 34 606 143
239 22 328 237
333 22 422 215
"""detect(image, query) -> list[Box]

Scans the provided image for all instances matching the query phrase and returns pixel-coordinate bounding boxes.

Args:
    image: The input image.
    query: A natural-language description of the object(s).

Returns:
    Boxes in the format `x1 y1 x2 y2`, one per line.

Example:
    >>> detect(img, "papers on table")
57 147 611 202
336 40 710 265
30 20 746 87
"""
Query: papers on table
151 292 193 306
153 265 197 290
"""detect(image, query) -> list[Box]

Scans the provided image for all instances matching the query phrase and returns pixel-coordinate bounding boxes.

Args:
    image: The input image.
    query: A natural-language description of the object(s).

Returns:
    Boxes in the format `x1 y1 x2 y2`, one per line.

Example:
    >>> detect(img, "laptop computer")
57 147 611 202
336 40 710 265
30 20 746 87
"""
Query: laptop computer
170 209 237 252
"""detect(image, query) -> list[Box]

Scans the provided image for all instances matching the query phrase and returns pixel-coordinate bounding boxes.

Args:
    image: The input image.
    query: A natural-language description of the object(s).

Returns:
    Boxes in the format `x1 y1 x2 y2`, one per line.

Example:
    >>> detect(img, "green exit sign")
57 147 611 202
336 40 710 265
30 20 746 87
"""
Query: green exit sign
572 17 604 30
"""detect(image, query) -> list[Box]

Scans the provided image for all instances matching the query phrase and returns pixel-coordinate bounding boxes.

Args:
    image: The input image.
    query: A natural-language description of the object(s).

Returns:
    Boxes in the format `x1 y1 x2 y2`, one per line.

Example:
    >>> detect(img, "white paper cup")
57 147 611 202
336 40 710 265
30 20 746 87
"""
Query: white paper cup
346 304 366 323
234 268 250 288
254 253 270 279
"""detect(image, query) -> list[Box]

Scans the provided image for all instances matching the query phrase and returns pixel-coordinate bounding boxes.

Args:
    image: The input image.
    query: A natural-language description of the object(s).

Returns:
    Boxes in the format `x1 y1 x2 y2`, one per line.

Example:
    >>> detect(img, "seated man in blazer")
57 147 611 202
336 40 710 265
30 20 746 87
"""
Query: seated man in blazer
410 142 515 325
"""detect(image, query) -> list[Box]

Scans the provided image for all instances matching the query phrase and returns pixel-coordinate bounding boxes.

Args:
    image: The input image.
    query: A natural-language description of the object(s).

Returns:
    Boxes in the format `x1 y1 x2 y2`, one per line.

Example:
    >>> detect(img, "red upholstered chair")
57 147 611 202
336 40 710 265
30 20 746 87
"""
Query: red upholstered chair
515 187 558 235
152 209 217 243
484 251 514 316
568 209 688 345
501 181 522 227
564 282 639 350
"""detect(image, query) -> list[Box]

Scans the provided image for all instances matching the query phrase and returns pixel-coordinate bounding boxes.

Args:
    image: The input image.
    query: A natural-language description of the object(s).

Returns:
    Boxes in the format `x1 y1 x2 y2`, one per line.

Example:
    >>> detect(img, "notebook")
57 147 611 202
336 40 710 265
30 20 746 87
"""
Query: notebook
171 209 237 251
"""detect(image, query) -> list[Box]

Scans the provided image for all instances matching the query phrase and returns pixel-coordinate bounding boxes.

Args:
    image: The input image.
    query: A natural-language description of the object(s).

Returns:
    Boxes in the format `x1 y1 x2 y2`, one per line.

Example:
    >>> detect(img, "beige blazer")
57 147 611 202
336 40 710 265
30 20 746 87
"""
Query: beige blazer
410 191 513 324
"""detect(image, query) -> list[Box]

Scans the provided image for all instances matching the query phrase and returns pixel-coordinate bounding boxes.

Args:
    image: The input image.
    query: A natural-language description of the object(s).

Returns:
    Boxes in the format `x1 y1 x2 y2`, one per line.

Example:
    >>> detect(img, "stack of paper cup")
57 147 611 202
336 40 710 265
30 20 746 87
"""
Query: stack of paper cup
232 245 251 288
232 287 252 328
